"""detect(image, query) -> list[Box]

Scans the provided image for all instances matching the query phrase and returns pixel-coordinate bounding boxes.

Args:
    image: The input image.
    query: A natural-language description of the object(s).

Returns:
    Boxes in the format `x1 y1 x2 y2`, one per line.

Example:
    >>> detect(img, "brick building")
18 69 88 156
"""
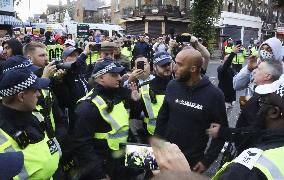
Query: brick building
73 0 105 23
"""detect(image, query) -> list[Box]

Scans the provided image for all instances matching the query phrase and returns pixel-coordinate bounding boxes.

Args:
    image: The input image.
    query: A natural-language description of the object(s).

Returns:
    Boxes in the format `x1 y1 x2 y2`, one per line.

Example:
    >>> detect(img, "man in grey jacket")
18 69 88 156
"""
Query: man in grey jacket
233 37 283 95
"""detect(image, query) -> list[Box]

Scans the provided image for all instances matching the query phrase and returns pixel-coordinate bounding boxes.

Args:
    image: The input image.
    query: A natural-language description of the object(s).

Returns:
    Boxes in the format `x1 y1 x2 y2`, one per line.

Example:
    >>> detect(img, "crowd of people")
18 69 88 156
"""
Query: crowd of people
0 29 283 180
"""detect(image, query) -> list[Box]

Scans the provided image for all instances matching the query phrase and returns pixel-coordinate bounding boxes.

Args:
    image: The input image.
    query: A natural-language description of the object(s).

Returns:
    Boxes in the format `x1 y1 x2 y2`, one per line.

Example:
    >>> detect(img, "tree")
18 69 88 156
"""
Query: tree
190 0 221 52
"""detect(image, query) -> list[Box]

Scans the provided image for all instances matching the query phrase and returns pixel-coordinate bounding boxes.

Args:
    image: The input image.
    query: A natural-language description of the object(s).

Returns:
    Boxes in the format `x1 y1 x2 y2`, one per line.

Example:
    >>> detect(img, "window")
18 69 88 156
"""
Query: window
135 0 138 7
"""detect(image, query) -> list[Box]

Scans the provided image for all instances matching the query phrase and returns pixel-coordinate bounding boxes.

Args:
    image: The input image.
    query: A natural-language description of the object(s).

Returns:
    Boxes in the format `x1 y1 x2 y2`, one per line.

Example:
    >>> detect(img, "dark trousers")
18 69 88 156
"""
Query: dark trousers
232 64 242 73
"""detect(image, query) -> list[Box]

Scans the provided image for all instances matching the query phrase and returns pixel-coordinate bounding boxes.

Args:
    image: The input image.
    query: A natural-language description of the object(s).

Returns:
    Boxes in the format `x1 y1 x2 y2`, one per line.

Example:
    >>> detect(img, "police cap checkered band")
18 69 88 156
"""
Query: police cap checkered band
153 54 172 64
93 63 117 78
0 73 37 97
3 59 34 73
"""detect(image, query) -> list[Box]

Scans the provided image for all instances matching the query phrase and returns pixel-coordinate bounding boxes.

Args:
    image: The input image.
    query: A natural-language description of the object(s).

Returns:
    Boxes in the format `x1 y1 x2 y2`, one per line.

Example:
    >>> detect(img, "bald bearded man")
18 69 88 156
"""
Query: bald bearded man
155 49 228 173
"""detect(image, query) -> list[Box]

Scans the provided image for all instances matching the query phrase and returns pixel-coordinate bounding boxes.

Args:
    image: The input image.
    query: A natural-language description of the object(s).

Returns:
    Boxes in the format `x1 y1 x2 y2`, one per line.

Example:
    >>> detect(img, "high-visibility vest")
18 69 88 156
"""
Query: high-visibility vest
35 89 55 130
79 93 129 151
212 146 284 180
225 46 233 55
121 47 132 61
225 46 247 64
0 114 61 179
251 46 259 56
86 52 100 65
140 85 165 135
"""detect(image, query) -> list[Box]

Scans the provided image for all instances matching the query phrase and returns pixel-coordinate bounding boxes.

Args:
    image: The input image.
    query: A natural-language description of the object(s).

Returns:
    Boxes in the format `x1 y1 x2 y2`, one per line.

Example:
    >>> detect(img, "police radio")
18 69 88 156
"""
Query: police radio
13 131 30 149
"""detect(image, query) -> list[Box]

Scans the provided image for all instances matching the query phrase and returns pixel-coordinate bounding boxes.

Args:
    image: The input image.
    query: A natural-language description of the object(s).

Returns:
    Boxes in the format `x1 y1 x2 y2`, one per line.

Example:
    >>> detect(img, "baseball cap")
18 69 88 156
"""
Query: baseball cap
0 152 24 179
101 41 116 52
92 59 125 78
61 47 83 60
2 55 40 74
64 39 75 47
0 68 50 97
153 52 172 66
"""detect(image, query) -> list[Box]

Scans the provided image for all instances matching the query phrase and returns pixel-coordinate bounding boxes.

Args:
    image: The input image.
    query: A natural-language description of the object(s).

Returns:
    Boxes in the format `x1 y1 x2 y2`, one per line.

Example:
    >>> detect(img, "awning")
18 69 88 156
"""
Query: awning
167 17 190 23
121 17 143 23
0 15 23 26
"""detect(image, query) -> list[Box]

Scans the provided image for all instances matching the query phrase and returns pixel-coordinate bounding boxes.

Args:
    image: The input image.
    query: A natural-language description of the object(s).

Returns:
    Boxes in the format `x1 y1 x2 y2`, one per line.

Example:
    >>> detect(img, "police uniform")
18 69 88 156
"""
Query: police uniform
225 45 247 73
213 81 284 180
133 52 173 139
2 55 68 144
70 59 140 179
0 68 61 179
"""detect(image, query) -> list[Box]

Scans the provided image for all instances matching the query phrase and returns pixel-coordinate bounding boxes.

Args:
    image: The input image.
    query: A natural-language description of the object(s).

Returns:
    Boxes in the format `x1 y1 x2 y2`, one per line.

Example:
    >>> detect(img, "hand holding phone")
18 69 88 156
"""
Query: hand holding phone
136 61 145 70
125 143 159 170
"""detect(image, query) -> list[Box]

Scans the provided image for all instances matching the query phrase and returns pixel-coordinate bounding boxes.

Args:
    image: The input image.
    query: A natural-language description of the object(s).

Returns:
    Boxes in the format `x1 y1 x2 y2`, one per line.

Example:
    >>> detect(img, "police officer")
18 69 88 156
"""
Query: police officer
249 40 261 56
121 36 133 61
133 52 173 141
225 40 247 73
212 77 284 180
70 59 140 179
2 55 68 144
0 68 61 179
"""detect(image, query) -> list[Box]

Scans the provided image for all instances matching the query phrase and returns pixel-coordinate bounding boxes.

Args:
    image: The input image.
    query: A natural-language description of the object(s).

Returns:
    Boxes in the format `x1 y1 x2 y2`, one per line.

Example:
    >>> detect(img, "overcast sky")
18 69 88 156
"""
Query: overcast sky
15 0 110 22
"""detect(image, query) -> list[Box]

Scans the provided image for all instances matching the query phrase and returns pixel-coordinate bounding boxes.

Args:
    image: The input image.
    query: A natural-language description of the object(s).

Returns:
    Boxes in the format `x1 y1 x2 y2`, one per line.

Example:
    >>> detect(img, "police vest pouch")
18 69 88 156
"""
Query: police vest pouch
13 131 30 149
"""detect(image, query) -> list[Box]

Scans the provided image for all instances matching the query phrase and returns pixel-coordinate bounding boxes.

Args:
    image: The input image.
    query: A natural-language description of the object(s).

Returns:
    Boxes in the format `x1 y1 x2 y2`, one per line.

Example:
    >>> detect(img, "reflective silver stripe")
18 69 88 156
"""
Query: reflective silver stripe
257 156 284 180
148 119 156 126
17 165 29 180
0 132 8 144
0 133 29 179
33 112 45 122
141 86 155 120
108 131 128 139
52 137 62 157
93 96 121 131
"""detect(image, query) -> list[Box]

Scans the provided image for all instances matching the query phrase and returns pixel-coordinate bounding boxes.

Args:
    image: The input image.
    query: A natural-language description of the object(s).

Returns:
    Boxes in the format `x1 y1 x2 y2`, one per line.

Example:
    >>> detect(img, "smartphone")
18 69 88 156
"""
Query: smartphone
124 143 159 170
137 61 144 70
236 40 242 46
176 34 191 43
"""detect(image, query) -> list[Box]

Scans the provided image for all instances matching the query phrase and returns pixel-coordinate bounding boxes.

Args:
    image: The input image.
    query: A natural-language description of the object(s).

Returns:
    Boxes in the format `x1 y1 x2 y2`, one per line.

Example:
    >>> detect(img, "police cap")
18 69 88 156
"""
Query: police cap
0 68 50 97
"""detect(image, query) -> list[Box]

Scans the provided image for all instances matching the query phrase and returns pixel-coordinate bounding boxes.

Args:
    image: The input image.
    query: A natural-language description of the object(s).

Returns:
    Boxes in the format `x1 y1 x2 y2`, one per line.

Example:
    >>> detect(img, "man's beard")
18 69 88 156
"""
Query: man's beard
176 73 190 82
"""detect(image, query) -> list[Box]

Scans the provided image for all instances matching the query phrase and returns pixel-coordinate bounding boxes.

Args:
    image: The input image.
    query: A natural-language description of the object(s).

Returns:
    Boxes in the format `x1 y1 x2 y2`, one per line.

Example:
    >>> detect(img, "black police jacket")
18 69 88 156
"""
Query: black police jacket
0 104 44 144
219 130 284 180
69 83 131 179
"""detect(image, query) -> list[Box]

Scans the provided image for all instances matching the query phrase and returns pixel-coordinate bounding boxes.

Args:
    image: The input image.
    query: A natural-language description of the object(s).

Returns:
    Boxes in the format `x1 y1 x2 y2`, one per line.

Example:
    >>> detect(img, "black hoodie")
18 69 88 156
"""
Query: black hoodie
155 75 228 167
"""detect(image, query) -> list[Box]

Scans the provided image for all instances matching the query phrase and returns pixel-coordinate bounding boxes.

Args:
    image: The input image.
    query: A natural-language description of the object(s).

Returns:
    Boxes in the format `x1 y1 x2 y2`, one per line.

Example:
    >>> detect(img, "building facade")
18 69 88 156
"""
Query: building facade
111 0 190 37
219 0 283 47
0 0 22 36
74 0 105 23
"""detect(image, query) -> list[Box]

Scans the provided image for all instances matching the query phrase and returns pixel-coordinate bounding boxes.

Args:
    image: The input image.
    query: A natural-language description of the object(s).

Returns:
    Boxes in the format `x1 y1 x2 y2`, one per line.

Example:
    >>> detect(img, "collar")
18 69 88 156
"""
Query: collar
0 104 34 127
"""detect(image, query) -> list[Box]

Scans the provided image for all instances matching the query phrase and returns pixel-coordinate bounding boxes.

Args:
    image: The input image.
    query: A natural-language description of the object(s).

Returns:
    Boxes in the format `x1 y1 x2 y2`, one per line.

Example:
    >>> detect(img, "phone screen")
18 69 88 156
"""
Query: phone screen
137 61 145 70
125 144 159 170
